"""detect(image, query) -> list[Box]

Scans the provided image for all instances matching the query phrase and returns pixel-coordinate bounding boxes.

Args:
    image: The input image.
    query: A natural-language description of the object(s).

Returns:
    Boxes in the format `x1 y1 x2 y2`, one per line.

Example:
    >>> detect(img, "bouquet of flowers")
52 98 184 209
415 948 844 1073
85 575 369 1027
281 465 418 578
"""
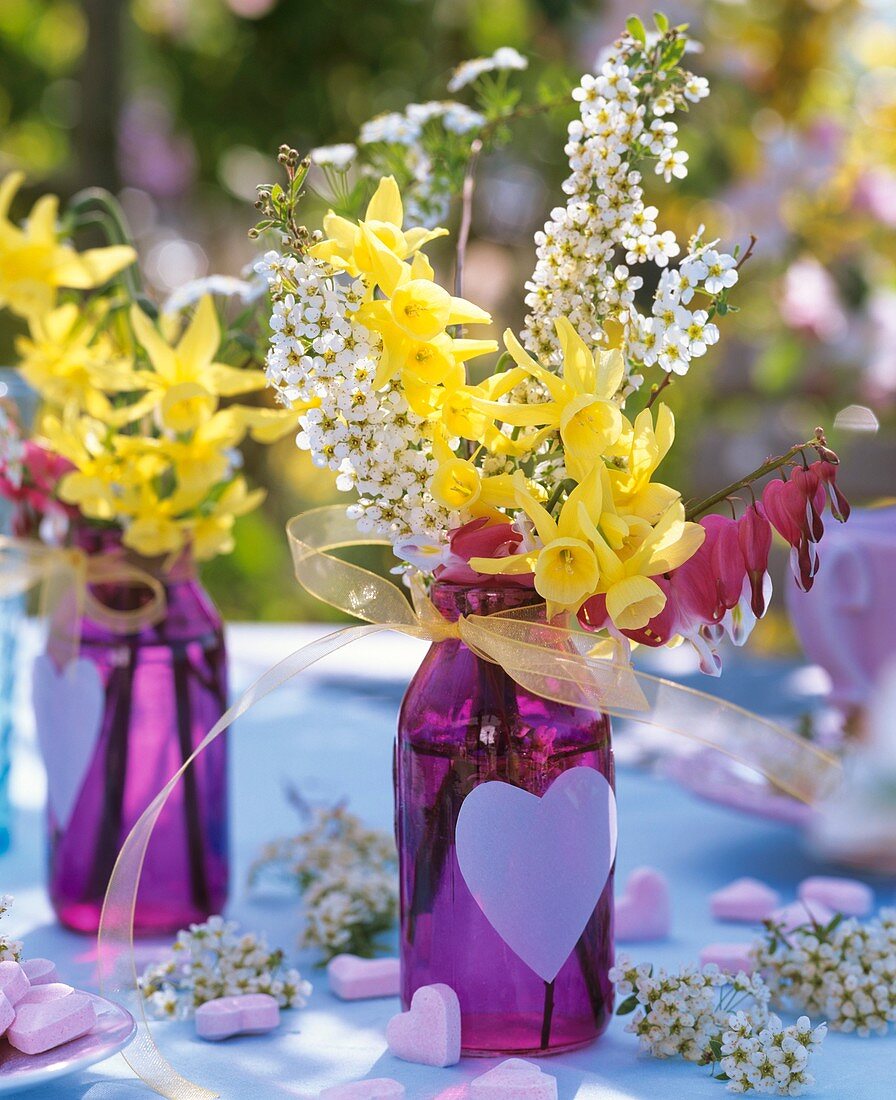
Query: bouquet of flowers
256 14 849 673
0 172 296 558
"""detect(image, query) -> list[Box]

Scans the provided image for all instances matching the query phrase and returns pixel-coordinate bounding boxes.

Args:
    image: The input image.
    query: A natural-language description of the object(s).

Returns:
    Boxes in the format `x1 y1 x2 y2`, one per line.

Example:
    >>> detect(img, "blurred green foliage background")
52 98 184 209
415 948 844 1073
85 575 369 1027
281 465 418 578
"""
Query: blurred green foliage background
1 0 893 625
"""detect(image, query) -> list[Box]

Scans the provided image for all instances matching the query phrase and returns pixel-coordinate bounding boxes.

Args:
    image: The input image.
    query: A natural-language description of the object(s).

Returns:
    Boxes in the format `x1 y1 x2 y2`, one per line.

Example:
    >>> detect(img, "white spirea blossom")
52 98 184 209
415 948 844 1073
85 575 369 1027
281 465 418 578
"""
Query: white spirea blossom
139 915 312 1019
250 804 397 961
522 31 734 394
256 250 458 542
721 1012 827 1095
754 907 896 1037
0 895 23 962
359 101 485 228
310 143 358 170
0 404 24 490
611 957 826 1096
448 46 528 92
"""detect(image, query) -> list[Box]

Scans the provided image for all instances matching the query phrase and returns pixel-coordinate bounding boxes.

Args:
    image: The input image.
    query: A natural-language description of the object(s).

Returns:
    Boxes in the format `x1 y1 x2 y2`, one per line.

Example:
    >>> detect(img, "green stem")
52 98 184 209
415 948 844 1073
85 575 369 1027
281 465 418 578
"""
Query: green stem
685 438 819 521
68 187 150 310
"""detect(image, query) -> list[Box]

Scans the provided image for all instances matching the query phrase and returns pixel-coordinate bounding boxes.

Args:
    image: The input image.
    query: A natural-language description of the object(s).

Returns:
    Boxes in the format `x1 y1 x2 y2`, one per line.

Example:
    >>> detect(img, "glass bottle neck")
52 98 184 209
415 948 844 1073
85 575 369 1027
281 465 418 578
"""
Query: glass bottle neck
429 580 541 623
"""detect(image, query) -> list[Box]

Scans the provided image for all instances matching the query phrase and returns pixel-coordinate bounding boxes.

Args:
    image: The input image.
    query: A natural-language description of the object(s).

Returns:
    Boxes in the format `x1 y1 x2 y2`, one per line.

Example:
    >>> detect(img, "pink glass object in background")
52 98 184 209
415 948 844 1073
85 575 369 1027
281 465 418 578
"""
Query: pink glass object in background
47 528 228 935
395 582 614 1057
786 506 896 711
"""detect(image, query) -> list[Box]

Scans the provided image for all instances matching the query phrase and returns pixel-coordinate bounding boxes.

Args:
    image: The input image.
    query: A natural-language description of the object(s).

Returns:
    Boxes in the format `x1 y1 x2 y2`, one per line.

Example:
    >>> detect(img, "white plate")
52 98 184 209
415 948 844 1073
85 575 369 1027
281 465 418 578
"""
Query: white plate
0 992 136 1094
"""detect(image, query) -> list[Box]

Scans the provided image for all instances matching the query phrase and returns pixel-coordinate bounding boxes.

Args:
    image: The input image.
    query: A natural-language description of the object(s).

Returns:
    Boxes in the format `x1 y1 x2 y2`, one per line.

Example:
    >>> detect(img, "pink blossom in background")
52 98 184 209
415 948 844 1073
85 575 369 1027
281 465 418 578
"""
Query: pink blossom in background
854 166 896 228
779 255 847 342
118 97 197 199
866 289 896 401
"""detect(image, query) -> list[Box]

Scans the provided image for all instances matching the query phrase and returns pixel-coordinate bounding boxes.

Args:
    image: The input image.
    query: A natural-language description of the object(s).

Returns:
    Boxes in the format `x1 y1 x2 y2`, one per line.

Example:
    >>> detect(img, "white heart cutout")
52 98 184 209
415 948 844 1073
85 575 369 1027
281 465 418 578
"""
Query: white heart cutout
455 767 617 983
32 655 105 829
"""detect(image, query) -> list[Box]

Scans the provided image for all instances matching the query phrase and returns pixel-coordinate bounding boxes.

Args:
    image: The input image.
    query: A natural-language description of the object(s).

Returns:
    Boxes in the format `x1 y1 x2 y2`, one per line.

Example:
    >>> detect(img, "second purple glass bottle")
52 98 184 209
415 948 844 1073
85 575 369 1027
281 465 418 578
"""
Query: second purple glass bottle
45 529 229 935
395 581 615 1056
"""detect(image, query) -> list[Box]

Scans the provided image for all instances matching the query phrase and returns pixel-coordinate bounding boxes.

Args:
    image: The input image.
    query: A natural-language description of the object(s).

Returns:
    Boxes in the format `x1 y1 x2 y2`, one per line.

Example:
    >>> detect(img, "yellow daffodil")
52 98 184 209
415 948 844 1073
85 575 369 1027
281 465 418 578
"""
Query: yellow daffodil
469 458 704 626
428 431 519 516
191 478 266 560
15 302 134 413
581 480 705 630
605 404 679 522
357 250 494 389
471 467 605 617
123 506 186 559
129 295 266 404
309 175 447 285
0 172 136 319
471 319 625 480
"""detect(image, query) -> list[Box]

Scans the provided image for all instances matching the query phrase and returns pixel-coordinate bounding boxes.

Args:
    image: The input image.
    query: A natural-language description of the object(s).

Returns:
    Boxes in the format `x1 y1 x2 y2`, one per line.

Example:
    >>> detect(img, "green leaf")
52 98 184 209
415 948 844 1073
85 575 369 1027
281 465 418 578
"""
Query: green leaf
616 993 640 1015
715 1073 731 1081
654 10 669 32
662 37 687 69
627 15 647 44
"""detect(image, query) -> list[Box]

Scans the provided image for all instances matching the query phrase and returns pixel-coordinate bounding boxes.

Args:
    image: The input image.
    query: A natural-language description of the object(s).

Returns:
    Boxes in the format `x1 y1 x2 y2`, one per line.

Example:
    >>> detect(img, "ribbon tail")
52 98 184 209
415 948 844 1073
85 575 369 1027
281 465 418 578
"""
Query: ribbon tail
98 622 393 1100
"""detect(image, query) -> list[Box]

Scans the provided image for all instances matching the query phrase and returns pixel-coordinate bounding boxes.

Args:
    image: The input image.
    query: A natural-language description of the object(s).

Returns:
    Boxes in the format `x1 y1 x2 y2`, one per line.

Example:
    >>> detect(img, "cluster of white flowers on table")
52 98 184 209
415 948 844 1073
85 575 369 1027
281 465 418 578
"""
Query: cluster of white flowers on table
721 1012 827 1096
257 251 454 540
523 26 737 396
139 916 312 1020
754 909 896 1037
0 895 22 962
610 958 826 1096
249 803 398 962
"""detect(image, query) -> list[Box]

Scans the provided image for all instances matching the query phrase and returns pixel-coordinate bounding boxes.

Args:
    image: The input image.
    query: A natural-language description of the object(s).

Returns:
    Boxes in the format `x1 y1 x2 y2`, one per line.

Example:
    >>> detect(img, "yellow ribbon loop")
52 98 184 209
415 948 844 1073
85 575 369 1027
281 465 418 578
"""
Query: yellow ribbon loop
97 505 841 1099
0 535 169 666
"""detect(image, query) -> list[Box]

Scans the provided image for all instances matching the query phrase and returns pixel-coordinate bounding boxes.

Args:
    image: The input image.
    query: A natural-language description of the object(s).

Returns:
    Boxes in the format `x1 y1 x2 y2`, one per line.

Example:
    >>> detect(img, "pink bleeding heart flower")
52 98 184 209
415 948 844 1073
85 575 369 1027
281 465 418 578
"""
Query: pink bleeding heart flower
738 503 773 617
435 517 533 587
813 459 850 523
703 513 746 612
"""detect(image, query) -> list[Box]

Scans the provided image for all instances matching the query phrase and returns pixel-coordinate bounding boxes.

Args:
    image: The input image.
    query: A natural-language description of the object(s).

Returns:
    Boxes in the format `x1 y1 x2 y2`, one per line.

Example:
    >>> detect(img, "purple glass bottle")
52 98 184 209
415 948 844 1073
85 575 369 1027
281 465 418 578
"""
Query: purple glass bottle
46 528 229 935
395 581 614 1056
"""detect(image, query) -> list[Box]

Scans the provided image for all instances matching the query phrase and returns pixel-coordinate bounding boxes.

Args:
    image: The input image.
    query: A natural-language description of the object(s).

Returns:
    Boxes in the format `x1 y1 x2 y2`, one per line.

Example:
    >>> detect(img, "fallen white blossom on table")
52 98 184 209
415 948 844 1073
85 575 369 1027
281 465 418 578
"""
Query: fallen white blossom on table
610 957 826 1095
754 907 896 1037
139 916 312 1020
0 894 22 962
250 801 398 962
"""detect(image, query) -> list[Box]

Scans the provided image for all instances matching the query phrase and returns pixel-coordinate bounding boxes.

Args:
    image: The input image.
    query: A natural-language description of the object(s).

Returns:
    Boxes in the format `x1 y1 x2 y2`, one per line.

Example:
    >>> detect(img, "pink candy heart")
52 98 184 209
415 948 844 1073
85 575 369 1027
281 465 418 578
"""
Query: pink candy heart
195 993 280 1041
699 943 755 974
21 958 59 987
6 990 96 1055
0 992 13 1038
0 960 31 1007
385 984 460 1067
320 1080 405 1099
799 876 873 917
770 899 834 934
327 955 400 1000
710 878 780 923
470 1058 558 1099
615 867 671 942
19 983 74 1006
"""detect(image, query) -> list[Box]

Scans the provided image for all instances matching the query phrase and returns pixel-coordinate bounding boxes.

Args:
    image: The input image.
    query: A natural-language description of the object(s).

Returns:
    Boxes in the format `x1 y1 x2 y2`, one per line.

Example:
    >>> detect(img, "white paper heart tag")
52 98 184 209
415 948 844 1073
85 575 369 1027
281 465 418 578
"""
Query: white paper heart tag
32 654 105 829
455 767 617 982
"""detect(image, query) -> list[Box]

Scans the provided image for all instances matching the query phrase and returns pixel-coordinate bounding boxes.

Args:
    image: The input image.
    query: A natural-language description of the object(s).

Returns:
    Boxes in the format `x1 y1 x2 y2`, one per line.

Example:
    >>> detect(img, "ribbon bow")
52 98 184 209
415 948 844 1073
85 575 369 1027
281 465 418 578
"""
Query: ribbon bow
94 506 840 1099
0 535 168 667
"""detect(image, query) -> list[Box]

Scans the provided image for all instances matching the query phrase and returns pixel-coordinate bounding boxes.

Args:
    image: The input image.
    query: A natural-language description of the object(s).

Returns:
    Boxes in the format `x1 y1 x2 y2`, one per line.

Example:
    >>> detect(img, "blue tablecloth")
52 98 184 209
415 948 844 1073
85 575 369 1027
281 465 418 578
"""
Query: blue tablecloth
1 624 890 1099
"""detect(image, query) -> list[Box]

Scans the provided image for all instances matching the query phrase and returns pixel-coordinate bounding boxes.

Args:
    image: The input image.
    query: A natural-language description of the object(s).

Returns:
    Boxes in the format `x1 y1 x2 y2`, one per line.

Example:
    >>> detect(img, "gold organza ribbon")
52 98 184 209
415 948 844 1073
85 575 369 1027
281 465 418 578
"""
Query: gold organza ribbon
0 535 168 665
96 506 842 1100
